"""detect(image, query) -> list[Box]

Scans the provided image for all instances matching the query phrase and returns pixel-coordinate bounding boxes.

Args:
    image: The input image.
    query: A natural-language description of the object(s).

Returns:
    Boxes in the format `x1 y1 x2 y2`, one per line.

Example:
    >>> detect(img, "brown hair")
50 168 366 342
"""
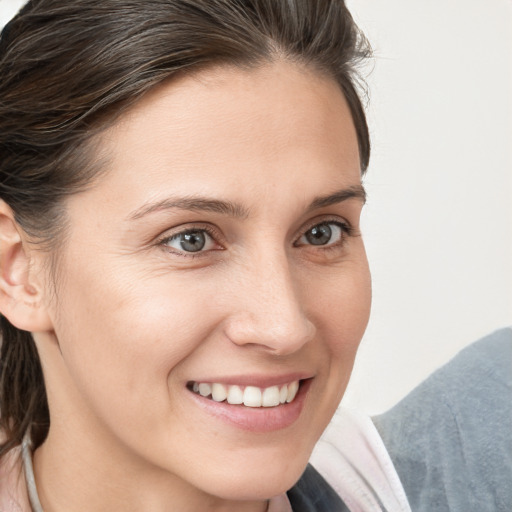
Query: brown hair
0 0 371 457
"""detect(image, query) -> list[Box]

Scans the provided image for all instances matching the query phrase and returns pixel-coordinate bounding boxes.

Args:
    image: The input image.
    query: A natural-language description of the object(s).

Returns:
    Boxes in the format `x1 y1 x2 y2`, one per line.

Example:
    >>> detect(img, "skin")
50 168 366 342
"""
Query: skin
3 61 371 511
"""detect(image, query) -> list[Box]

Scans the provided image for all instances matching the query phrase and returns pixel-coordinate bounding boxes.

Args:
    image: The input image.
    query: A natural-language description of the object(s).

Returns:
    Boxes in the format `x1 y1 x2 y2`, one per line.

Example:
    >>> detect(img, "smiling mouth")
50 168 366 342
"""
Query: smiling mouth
187 380 301 408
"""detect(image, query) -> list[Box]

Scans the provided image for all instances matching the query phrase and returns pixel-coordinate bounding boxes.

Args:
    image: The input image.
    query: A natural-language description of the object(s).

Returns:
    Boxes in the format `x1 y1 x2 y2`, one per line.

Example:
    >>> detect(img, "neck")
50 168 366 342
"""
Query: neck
32 426 269 512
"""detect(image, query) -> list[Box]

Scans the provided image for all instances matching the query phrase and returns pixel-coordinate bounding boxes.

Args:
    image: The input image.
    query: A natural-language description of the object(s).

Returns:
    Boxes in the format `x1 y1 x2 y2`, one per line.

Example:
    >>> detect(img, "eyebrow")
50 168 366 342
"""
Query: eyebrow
128 196 250 221
306 184 366 211
127 184 366 221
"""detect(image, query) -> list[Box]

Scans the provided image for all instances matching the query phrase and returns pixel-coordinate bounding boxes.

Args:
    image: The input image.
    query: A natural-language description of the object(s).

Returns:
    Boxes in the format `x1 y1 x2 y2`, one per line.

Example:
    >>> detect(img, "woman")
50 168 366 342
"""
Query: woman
0 1 410 510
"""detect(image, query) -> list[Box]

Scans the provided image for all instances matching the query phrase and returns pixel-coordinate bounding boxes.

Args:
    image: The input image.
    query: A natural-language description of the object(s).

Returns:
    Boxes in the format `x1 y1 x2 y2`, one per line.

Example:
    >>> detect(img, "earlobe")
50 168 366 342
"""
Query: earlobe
0 200 53 332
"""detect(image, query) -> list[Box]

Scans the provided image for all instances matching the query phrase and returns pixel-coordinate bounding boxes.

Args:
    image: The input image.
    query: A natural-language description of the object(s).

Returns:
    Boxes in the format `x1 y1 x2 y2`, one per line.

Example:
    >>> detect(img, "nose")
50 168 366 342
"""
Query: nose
223 254 316 355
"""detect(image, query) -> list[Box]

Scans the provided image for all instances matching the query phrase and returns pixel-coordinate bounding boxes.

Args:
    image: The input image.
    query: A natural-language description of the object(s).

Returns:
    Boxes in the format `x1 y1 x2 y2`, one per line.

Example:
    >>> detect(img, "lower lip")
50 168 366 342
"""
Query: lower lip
188 379 312 433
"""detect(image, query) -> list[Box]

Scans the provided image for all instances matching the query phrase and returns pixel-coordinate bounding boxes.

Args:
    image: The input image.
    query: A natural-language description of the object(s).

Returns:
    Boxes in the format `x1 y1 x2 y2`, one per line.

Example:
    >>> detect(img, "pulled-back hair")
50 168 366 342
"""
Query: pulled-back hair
0 0 371 457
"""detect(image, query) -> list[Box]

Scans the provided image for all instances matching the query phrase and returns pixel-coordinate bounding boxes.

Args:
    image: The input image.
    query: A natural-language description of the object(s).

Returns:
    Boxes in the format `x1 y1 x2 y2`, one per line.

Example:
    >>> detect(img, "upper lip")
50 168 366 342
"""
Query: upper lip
187 372 314 388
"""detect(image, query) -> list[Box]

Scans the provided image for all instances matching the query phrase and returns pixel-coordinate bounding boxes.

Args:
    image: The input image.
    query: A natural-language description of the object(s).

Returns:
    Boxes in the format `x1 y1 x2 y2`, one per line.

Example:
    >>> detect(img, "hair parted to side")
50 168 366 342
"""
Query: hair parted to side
0 0 371 457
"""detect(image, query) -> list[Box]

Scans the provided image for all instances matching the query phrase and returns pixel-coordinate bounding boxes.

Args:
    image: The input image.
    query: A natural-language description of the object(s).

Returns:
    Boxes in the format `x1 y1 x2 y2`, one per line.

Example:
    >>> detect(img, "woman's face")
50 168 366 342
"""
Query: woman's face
35 61 371 504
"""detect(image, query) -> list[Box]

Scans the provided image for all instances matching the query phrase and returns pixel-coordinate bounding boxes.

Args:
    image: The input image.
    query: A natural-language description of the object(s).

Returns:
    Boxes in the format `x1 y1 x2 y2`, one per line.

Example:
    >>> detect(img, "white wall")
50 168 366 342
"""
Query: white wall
0 0 21 27
343 0 512 414
1 0 511 414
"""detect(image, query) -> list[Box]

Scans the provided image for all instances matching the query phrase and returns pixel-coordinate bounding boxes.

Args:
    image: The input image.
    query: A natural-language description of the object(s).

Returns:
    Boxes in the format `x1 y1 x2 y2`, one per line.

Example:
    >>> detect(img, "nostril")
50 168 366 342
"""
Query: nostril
223 310 315 355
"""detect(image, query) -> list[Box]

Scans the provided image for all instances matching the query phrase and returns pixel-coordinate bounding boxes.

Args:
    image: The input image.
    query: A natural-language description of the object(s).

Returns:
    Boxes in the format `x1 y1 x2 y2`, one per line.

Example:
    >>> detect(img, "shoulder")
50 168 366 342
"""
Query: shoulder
373 327 512 512
0 439 31 512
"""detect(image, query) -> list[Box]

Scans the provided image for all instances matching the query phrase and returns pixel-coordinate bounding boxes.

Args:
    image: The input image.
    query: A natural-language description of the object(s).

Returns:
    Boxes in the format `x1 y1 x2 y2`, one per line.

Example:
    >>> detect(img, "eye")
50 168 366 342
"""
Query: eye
161 229 217 254
296 221 349 247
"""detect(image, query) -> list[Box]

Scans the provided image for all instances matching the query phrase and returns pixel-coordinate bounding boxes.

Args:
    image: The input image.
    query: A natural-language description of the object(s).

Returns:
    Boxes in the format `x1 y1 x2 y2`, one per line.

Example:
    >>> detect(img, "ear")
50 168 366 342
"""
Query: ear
0 200 53 332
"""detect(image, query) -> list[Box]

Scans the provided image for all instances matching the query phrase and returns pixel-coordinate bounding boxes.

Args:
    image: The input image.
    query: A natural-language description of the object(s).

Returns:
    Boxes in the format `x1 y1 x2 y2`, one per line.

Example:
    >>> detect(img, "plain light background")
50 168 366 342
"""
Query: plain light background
1 0 511 415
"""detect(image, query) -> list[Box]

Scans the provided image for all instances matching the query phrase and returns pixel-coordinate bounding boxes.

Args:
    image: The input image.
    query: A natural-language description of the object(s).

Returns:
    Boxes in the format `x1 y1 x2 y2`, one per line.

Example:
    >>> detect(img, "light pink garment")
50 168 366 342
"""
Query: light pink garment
310 407 411 512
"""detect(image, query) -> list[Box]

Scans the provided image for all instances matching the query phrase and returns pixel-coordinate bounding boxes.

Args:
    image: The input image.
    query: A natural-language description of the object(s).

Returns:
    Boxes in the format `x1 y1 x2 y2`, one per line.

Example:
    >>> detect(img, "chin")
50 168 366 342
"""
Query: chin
199 448 311 501
207 468 306 502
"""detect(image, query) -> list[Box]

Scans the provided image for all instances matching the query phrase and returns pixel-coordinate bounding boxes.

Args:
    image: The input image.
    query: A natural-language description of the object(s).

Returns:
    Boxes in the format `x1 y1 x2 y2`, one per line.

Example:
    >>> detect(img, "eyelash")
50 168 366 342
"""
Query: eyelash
157 218 354 258
294 219 354 250
157 224 221 258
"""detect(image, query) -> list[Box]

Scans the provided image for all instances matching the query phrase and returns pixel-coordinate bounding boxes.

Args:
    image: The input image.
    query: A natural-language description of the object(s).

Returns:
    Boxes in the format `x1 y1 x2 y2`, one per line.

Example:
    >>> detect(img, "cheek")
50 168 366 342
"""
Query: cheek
307 259 371 356
323 267 371 405
50 263 221 414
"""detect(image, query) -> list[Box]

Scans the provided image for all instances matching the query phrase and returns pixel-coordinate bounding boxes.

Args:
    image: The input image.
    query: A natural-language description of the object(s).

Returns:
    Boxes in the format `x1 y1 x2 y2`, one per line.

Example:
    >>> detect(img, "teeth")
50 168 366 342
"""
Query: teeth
211 383 227 402
279 384 288 404
227 385 243 405
243 386 262 407
198 383 211 397
191 380 301 407
286 381 299 403
262 386 280 407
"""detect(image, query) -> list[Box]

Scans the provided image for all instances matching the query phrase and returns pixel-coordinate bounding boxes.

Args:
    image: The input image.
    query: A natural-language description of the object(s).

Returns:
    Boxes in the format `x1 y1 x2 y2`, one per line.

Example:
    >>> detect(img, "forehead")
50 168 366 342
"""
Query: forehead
78 61 361 217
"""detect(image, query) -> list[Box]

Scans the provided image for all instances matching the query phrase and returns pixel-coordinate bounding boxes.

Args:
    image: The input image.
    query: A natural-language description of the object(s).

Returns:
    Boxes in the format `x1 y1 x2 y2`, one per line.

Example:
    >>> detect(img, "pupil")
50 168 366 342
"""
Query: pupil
306 224 332 245
180 231 206 252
